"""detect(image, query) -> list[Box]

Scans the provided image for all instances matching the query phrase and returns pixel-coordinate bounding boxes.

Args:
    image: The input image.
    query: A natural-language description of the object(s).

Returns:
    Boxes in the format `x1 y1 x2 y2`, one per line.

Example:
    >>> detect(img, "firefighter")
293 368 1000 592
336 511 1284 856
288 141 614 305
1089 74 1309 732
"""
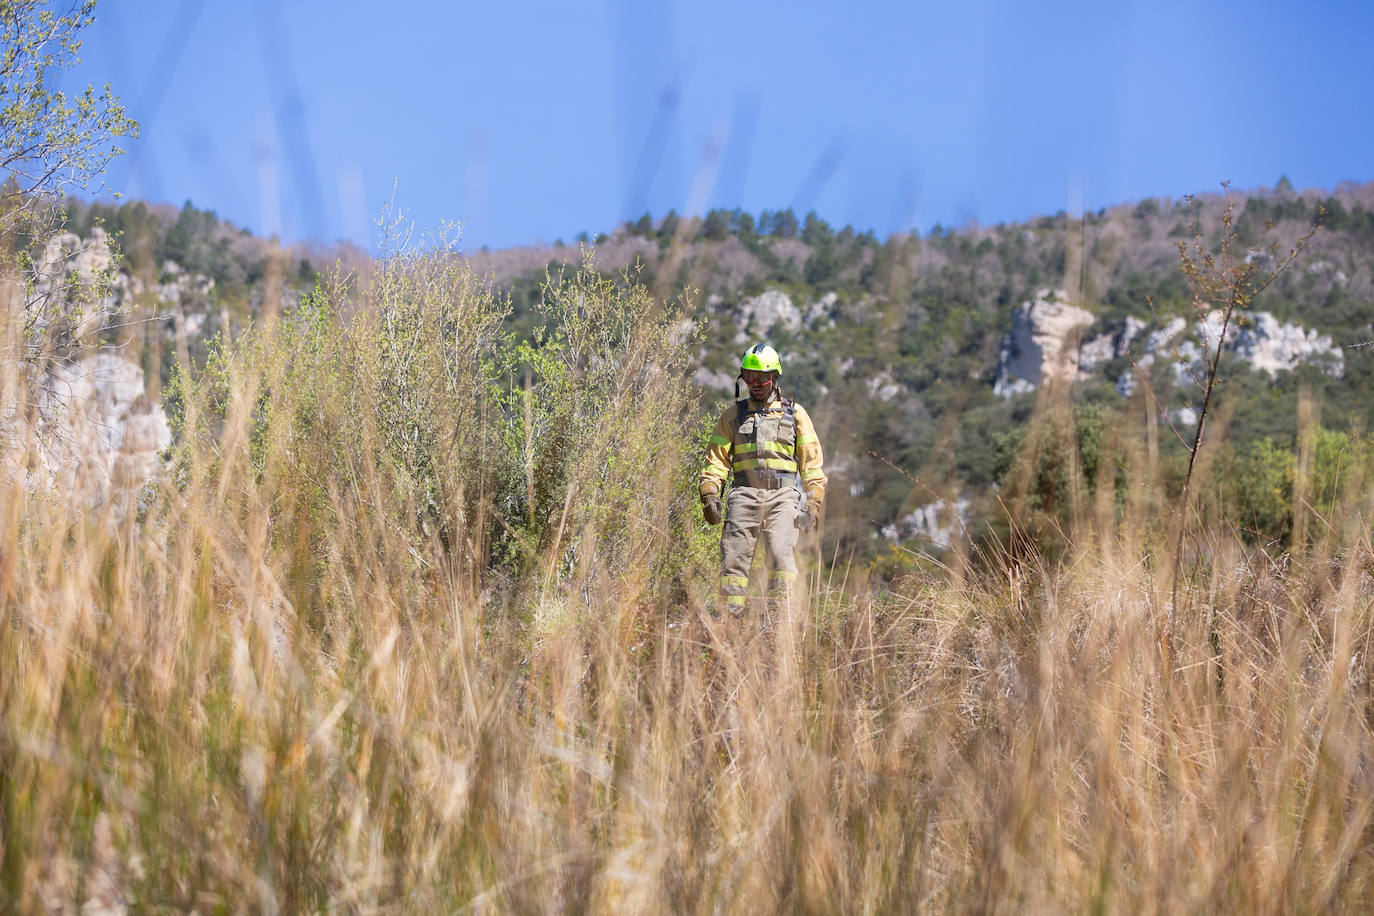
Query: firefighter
699 343 827 614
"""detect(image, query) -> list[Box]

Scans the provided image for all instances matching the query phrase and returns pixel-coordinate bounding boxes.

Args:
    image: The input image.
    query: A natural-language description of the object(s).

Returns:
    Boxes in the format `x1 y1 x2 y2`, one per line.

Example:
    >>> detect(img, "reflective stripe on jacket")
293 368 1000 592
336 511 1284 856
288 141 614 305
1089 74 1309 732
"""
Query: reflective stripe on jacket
700 390 826 503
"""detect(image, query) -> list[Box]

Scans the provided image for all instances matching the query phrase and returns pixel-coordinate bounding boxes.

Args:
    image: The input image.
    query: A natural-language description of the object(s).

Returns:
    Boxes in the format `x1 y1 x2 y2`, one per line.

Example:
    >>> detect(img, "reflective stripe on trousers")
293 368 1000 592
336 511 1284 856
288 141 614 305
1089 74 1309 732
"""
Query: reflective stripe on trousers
719 486 800 607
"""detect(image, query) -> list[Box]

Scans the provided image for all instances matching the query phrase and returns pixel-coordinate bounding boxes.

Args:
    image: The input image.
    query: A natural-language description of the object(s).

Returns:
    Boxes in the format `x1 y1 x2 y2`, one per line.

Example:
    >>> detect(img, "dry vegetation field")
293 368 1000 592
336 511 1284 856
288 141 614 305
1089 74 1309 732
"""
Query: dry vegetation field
3 247 1374 912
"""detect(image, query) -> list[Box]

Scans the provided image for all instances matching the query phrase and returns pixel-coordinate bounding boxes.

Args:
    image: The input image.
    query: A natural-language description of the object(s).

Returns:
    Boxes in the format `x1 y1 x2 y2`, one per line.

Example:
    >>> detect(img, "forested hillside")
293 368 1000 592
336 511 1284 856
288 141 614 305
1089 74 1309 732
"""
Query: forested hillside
58 179 1374 565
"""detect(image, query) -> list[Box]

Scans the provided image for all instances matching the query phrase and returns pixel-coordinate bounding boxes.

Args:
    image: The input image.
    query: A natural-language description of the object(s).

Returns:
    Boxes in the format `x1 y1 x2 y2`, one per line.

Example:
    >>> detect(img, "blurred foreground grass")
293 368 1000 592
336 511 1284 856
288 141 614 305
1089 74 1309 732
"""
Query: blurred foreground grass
3 245 1374 912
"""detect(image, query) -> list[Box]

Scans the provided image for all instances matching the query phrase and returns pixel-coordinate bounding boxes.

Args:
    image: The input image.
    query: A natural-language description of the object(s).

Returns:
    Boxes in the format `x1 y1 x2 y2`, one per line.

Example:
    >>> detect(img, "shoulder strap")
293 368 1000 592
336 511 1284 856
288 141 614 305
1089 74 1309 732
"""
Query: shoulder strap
735 399 749 426
782 397 796 436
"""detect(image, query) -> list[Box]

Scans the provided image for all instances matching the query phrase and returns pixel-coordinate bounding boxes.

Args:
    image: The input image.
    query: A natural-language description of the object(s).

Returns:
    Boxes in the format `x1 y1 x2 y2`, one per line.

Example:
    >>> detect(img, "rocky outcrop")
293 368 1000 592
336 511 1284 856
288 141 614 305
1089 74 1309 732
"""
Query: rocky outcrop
37 228 116 279
1111 318 1191 394
1116 311 1343 395
28 231 221 346
867 371 900 402
154 259 216 313
10 353 172 510
8 231 216 513
1197 310 1344 377
733 289 801 343
997 289 1345 398
28 229 124 339
693 286 829 391
691 366 736 394
994 290 1094 398
716 287 840 351
806 291 839 329
893 497 970 549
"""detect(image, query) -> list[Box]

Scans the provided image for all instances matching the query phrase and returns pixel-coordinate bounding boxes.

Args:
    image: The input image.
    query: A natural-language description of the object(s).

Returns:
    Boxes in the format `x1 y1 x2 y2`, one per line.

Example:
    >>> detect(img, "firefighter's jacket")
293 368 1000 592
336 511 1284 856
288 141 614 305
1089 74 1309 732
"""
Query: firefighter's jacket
699 389 827 506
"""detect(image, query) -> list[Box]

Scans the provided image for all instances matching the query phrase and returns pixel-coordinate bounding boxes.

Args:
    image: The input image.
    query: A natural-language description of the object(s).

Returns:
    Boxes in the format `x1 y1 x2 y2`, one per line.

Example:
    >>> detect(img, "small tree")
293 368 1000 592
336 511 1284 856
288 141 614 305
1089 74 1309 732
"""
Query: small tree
657 209 680 245
1164 183 1318 632
701 208 730 242
733 210 756 243
1 0 137 365
771 208 798 239
1 0 137 235
800 210 832 247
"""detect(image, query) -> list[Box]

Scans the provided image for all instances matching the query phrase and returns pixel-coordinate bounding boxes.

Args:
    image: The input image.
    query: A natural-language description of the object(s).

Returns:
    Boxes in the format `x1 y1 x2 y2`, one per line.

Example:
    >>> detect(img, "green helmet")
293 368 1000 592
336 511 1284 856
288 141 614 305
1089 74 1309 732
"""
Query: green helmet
740 343 782 376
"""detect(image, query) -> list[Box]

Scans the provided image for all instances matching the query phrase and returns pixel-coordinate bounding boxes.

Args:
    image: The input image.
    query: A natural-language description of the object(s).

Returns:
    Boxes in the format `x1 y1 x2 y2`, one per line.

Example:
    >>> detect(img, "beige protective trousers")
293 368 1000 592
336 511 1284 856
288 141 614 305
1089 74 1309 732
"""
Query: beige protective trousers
720 486 800 612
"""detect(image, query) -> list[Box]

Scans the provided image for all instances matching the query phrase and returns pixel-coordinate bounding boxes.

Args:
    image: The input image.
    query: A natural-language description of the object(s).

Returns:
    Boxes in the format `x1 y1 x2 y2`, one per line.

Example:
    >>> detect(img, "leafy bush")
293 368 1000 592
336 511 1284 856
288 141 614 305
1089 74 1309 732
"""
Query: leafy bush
992 403 1125 545
167 232 706 630
1223 428 1374 547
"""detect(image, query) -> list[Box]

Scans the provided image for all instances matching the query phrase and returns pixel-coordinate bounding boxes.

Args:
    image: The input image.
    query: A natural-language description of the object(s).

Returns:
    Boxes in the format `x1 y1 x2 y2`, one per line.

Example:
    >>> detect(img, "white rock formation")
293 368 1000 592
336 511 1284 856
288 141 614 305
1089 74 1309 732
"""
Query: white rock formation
10 353 172 509
1115 310 1341 395
1121 316 1148 350
691 366 736 393
733 289 801 343
36 228 115 282
806 291 839 328
28 229 123 338
898 496 971 549
1197 310 1344 377
1116 317 1190 394
155 260 215 309
1143 317 1188 360
994 289 1094 398
669 318 695 346
867 371 900 402
1081 316 1152 381
1077 332 1115 373
27 231 220 349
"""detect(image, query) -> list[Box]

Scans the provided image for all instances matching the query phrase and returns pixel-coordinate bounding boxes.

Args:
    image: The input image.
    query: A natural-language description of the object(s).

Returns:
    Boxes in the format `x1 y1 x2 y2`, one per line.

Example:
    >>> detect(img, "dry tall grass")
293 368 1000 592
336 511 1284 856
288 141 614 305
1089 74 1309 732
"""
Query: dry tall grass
3 247 1373 912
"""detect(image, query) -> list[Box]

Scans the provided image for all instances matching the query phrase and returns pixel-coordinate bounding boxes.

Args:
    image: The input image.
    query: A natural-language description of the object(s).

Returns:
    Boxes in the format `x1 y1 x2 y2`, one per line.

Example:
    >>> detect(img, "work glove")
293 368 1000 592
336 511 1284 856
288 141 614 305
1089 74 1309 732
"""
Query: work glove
795 505 817 532
702 493 723 526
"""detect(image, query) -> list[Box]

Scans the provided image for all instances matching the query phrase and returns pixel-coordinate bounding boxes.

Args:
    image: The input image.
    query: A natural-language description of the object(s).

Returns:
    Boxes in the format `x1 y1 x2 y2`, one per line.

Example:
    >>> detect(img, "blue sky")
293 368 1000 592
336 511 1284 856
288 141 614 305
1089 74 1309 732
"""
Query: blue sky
69 0 1374 252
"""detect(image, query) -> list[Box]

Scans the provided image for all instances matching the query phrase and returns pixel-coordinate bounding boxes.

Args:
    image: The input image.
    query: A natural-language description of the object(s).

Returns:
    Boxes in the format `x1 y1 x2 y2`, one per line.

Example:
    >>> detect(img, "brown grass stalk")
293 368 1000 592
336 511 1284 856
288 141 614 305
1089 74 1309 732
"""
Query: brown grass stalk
2 244 1373 911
